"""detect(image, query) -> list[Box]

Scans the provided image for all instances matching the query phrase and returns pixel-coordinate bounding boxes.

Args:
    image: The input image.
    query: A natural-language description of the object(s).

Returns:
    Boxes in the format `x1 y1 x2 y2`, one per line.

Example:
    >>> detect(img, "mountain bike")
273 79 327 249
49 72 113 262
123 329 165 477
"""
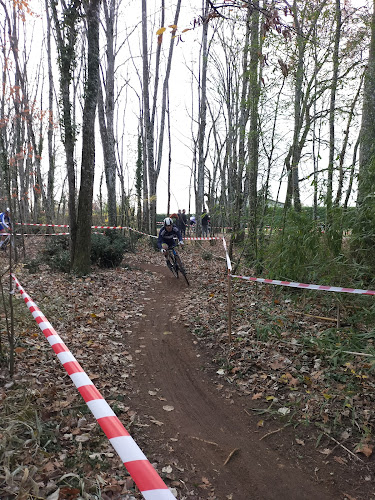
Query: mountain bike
166 242 189 286
0 233 12 251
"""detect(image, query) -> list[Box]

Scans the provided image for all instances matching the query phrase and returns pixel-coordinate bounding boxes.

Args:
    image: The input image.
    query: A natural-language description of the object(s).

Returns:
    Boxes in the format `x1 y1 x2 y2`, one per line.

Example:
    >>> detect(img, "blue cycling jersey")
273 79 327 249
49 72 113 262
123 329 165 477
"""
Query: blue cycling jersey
157 225 183 249
0 212 10 231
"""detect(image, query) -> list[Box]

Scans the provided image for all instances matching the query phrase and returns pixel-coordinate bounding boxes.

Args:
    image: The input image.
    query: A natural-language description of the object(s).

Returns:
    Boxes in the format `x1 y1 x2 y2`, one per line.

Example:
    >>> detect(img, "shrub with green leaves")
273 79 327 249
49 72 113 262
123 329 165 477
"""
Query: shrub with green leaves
42 232 132 272
91 231 131 268
262 211 322 282
43 237 70 273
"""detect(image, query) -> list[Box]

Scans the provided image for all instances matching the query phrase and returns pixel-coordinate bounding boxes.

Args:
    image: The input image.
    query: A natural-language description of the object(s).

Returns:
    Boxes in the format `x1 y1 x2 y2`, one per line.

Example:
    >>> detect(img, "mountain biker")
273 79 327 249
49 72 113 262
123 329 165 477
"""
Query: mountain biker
0 207 11 250
157 217 184 265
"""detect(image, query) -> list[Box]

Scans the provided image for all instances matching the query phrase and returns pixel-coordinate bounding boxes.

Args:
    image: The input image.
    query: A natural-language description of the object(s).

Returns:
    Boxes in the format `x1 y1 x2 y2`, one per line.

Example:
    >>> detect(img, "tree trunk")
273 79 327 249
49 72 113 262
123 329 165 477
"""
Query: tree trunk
196 0 210 236
72 0 100 275
50 0 80 262
357 0 375 205
98 0 117 226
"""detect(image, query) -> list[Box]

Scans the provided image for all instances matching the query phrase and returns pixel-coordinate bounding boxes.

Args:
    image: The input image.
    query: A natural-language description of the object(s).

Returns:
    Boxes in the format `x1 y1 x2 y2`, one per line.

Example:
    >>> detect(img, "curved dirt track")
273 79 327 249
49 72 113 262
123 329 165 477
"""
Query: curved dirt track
122 259 349 500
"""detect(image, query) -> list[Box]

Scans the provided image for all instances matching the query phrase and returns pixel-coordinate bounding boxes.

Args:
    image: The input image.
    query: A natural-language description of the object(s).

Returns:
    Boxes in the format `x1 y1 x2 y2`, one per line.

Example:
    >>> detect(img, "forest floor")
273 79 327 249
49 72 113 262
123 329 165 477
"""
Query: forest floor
0 235 374 500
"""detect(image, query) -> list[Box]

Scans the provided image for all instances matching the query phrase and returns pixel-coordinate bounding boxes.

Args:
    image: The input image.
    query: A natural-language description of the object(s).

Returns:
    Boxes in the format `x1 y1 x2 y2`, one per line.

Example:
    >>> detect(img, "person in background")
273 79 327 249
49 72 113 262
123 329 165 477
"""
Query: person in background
181 209 188 237
0 207 11 250
177 209 184 233
189 215 196 234
201 207 210 237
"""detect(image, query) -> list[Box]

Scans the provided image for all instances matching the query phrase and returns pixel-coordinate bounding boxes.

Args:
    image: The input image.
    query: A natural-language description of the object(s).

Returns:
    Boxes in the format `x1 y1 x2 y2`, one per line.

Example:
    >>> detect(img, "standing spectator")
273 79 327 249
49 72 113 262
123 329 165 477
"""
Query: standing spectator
189 215 196 234
201 207 210 237
181 209 188 237
177 209 184 233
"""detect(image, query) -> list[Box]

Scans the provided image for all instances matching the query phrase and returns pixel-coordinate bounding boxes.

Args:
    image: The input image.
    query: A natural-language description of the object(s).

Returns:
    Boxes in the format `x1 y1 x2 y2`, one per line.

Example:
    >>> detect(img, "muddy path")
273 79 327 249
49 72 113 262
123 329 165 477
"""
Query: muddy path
121 259 357 500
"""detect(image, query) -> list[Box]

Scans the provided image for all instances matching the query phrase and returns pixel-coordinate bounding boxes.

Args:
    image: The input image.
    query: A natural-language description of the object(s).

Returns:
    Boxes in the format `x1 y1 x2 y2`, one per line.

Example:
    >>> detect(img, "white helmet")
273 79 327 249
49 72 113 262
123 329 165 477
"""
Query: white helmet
6 207 10 212
164 217 173 227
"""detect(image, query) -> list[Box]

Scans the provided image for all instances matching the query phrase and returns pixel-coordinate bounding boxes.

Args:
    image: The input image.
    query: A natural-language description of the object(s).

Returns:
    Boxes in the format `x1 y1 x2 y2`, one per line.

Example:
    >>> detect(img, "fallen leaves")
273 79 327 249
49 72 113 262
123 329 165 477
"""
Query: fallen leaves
162 405 174 412
355 442 373 458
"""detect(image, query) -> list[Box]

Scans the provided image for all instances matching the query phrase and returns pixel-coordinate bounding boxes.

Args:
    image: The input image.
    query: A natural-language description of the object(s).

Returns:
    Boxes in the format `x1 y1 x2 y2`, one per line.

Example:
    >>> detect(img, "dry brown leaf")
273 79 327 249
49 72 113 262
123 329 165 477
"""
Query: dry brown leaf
355 443 373 458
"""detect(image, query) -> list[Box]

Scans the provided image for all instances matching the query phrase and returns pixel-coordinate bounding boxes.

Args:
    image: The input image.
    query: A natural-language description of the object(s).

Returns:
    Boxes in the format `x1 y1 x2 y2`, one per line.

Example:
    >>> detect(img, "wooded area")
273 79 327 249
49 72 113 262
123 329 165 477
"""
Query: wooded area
1 1 375 498
0 0 374 281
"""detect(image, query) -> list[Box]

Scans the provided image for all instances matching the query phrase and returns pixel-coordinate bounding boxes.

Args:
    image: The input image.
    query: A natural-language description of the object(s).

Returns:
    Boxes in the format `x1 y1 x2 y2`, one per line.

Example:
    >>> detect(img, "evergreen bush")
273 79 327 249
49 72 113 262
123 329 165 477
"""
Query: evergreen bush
91 231 132 268
41 231 132 272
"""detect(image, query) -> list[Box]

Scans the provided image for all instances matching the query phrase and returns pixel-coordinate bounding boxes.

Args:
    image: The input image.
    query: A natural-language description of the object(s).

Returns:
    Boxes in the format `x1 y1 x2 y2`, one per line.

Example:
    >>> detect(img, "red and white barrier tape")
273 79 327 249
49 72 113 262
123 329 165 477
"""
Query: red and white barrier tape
11 274 175 500
230 273 375 296
184 236 220 241
222 238 375 296
16 223 221 241
16 223 70 228
222 237 232 271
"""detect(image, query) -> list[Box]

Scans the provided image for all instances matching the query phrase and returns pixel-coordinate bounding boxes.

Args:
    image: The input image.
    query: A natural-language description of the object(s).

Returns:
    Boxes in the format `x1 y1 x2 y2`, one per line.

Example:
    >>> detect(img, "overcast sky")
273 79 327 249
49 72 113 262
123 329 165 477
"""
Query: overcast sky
27 0 371 216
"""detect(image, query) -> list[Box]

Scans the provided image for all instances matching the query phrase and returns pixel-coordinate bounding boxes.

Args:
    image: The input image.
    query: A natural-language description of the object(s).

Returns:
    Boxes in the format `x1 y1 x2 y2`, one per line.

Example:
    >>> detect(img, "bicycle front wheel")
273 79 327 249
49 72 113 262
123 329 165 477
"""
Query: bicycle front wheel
175 254 189 286
168 254 179 278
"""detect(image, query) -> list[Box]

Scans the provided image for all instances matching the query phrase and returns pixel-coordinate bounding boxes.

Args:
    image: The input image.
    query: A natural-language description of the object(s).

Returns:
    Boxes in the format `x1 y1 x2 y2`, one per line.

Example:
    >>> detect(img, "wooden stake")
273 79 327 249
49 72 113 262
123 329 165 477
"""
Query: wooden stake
228 272 232 343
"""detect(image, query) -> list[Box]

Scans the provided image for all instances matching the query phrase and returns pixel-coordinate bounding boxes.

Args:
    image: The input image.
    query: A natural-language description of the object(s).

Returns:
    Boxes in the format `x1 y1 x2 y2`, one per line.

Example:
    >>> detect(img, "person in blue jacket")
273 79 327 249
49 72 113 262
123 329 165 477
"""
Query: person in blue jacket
0 207 11 249
157 217 184 264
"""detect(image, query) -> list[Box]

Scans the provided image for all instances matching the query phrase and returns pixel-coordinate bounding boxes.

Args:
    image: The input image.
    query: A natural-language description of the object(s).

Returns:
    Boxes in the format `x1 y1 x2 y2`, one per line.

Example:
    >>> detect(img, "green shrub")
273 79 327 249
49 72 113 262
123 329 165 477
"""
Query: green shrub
202 250 213 261
42 232 132 272
262 211 321 282
42 237 71 273
91 231 131 268
24 258 42 274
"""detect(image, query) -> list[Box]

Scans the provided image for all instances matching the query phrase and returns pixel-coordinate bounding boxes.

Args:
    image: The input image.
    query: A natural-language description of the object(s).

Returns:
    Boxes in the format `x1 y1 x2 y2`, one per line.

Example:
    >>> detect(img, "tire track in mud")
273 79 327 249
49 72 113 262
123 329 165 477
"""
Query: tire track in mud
123 261 338 500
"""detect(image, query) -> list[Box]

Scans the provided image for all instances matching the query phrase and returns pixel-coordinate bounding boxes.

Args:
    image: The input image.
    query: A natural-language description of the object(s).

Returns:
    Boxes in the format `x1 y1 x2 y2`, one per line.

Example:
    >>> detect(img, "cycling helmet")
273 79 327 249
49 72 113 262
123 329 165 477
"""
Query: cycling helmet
163 217 173 227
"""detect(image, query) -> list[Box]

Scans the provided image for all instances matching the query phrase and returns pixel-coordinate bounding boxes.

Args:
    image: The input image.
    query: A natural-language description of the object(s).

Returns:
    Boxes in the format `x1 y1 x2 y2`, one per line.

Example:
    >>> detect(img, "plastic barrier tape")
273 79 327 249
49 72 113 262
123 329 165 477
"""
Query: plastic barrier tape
222 237 232 271
11 274 175 500
15 223 220 240
230 273 375 296
221 237 375 296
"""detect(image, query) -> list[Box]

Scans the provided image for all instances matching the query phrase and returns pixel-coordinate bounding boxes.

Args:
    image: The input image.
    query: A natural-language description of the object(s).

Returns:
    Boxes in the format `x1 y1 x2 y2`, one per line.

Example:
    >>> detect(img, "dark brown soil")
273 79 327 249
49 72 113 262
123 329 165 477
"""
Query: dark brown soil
122 259 374 500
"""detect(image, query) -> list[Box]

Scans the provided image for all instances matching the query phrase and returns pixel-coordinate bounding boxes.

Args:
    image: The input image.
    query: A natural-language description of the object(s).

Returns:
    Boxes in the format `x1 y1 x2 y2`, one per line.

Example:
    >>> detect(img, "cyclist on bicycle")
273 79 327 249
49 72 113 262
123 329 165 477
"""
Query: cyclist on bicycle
0 207 11 250
157 217 184 264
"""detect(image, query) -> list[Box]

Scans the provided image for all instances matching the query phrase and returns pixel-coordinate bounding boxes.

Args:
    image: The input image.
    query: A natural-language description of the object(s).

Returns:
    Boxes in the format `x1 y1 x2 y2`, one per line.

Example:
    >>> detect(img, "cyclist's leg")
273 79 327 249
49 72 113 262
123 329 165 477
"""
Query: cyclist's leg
0 228 6 249
168 247 179 277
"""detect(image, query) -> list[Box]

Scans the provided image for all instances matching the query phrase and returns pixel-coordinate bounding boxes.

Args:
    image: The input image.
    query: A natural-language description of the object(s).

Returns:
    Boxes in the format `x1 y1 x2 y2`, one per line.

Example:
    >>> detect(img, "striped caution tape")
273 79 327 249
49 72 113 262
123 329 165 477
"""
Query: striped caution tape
15 223 158 239
184 236 220 241
230 273 375 295
222 237 232 271
11 274 175 500
16 222 70 228
15 222 220 241
1 233 70 236
222 238 375 296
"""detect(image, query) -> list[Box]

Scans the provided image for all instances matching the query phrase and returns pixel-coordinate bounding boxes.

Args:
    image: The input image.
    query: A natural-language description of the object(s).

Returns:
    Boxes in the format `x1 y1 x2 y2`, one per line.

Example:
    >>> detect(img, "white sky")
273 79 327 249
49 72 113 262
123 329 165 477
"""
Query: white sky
23 0 371 216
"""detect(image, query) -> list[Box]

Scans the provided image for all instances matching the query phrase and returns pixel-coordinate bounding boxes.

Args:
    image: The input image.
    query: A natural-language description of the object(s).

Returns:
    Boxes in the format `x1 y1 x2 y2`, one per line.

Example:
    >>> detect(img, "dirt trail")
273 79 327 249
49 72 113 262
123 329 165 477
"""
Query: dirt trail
123 260 349 499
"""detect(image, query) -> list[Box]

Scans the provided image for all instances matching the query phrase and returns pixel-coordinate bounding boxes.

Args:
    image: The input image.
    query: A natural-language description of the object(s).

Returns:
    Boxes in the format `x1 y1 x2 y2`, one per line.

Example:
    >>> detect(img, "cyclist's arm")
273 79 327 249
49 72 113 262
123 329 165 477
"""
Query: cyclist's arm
157 229 164 249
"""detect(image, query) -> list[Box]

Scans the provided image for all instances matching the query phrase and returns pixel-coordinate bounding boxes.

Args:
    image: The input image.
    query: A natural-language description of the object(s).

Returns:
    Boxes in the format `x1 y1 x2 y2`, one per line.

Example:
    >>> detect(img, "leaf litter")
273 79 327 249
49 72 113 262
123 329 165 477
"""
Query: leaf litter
0 237 374 499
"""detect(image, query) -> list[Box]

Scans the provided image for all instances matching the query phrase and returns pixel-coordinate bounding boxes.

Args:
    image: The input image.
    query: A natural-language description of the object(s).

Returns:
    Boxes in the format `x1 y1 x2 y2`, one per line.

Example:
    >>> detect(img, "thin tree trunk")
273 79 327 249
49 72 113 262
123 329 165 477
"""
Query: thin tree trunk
72 0 100 274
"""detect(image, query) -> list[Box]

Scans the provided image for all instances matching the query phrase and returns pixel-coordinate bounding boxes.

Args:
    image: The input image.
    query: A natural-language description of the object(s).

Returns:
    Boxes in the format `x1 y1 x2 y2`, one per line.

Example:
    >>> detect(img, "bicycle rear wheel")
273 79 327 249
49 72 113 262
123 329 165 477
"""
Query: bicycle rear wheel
175 254 189 286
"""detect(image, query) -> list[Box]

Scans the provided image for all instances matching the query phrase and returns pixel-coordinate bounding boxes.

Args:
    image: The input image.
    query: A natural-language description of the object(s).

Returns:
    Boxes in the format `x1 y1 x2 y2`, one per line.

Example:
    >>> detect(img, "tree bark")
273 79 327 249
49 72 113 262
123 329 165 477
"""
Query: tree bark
98 0 118 226
72 0 100 275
